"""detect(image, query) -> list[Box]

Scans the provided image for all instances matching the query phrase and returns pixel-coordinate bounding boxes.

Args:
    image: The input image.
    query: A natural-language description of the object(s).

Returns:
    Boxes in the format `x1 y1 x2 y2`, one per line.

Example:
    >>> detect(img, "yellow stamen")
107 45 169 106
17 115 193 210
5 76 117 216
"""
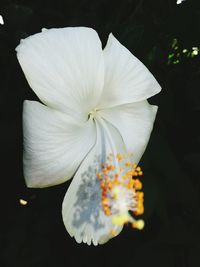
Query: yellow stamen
112 213 130 225
134 179 142 190
97 152 145 231
132 219 145 230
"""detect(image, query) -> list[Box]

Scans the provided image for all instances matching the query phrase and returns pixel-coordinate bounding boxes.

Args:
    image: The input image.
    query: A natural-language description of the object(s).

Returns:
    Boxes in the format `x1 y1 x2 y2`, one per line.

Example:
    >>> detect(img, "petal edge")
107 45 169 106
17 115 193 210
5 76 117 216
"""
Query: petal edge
99 33 161 108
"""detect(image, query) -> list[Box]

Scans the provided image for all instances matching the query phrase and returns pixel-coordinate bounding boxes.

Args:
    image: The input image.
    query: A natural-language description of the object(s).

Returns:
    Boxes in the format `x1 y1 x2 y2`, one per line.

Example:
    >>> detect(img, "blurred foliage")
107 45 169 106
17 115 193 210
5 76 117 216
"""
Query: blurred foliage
167 38 199 65
1 0 200 266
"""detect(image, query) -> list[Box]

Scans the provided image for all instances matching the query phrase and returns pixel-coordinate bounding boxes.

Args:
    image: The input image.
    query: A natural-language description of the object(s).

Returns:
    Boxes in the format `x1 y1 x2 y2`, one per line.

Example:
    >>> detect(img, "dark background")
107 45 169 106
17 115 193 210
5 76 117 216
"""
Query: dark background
1 0 200 266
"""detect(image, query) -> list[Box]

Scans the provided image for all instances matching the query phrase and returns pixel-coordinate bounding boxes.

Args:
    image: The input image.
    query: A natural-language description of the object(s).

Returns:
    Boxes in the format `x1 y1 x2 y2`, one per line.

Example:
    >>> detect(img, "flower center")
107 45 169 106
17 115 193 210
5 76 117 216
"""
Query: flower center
97 153 144 231
88 108 98 120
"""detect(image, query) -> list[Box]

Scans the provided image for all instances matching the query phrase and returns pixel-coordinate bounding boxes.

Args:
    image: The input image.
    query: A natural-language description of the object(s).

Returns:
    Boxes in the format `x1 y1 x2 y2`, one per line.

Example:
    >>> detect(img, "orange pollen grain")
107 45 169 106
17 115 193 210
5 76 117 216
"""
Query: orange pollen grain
97 153 145 222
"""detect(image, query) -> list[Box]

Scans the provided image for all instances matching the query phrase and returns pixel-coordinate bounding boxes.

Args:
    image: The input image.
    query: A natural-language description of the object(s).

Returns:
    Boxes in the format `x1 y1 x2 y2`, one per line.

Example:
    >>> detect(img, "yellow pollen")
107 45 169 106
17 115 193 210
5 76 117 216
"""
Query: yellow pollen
114 174 119 179
132 219 145 230
125 162 131 167
119 166 123 173
112 186 120 199
107 165 115 171
122 174 128 179
112 213 130 225
116 153 122 161
127 179 134 189
97 152 145 231
110 229 117 237
134 179 142 190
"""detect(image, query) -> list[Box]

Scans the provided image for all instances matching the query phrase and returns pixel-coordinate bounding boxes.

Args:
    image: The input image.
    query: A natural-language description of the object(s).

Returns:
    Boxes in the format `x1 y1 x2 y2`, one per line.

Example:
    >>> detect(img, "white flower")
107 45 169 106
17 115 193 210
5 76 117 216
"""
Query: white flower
16 27 161 245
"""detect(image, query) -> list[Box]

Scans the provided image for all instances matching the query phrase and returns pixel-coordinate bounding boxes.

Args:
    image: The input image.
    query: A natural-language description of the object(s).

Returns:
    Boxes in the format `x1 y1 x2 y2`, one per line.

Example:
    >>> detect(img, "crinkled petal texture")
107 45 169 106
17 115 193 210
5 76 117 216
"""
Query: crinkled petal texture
16 27 104 121
98 33 161 108
23 101 96 188
99 100 158 164
62 119 125 245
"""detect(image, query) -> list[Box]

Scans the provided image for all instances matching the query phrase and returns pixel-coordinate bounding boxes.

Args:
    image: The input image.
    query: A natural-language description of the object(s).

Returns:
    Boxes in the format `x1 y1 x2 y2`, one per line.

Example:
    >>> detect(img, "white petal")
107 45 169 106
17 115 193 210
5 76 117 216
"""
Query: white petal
62 119 124 245
16 27 104 121
23 100 96 188
99 101 158 164
98 33 161 108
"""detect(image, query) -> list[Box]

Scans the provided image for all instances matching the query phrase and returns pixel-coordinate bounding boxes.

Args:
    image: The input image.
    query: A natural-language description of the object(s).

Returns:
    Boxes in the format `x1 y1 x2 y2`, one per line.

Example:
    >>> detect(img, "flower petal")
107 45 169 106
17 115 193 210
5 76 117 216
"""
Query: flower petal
98 33 161 108
99 101 158 164
62 119 125 245
23 100 96 188
16 27 104 121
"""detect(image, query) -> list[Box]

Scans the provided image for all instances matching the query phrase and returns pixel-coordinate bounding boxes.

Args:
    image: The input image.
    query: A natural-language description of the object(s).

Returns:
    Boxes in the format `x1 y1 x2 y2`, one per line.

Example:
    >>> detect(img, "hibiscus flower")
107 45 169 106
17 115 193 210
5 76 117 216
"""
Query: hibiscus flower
16 27 161 245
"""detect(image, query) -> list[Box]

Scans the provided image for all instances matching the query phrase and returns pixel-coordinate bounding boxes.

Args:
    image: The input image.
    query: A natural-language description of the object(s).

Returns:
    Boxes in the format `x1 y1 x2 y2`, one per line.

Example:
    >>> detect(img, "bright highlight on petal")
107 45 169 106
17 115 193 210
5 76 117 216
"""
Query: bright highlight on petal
176 0 186 5
0 15 4 25
16 26 161 246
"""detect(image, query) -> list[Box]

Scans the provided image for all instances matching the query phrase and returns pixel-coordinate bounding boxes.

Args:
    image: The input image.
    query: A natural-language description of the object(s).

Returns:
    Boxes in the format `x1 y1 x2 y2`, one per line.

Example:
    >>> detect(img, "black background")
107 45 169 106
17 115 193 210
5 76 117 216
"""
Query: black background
1 0 200 266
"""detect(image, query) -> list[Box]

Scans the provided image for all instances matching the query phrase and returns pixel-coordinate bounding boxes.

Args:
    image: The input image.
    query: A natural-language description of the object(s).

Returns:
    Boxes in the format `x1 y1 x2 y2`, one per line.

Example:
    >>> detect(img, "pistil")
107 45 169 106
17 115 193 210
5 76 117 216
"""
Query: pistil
97 153 144 231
